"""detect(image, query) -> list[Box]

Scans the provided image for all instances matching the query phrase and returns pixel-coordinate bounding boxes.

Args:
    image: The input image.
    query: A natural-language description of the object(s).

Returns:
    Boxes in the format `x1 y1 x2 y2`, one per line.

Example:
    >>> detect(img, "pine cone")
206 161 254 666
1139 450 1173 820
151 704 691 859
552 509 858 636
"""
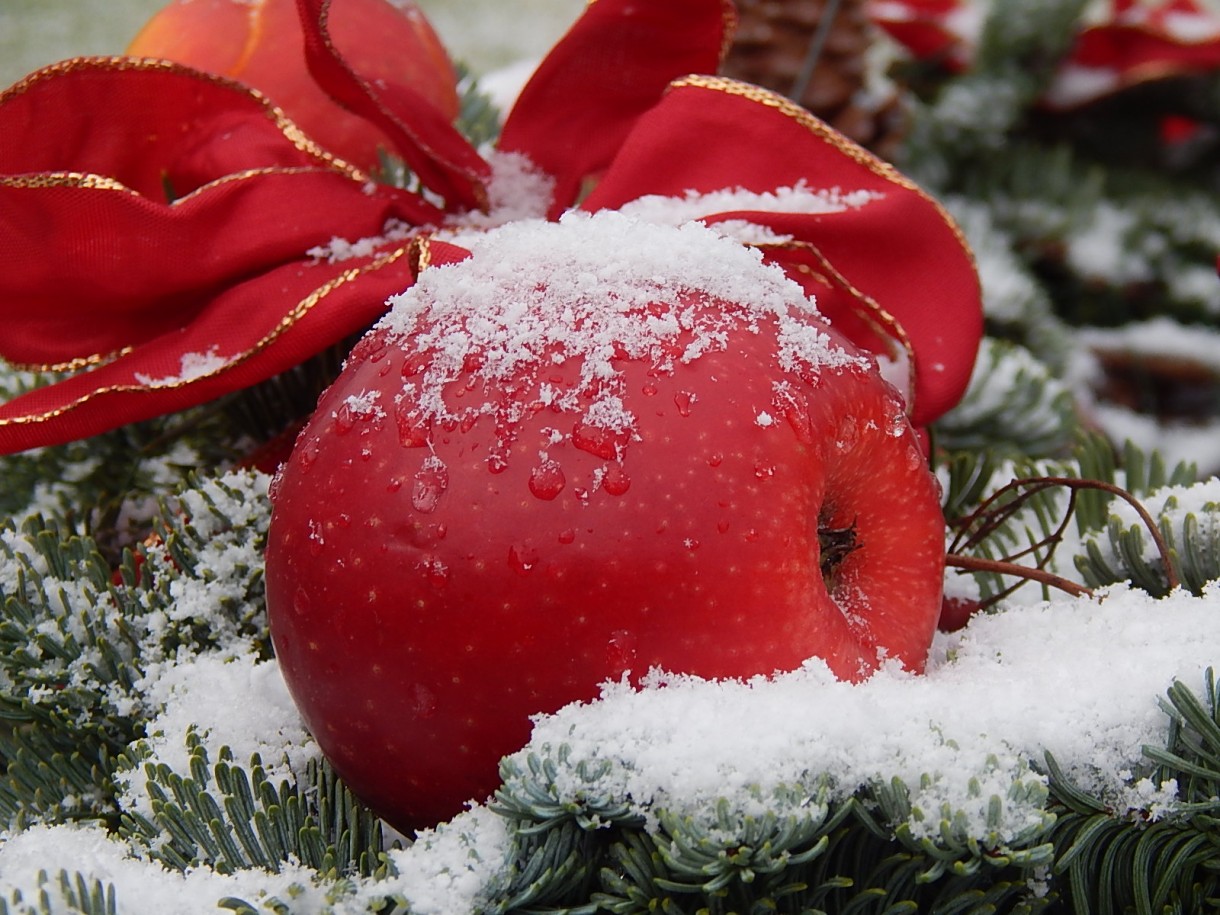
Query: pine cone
722 0 908 158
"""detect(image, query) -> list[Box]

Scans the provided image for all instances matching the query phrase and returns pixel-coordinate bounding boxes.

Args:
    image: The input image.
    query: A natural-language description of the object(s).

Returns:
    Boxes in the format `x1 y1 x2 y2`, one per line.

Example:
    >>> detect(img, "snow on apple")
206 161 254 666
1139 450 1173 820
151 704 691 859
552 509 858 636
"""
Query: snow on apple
265 210 949 830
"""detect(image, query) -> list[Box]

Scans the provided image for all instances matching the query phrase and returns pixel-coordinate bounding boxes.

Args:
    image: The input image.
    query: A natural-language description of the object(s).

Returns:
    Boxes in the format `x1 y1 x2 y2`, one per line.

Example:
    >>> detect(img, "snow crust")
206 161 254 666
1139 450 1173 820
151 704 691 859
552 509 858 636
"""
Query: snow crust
507 584 1220 847
116 650 319 820
2 584 1218 911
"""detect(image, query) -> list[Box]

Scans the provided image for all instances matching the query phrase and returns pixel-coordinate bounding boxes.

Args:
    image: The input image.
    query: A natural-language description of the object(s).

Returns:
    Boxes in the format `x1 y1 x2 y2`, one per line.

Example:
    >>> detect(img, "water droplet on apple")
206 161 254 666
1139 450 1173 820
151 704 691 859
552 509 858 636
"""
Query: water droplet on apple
528 459 566 500
508 542 541 575
297 437 320 470
606 629 637 674
487 450 510 474
572 419 624 460
401 351 430 378
641 382 658 397
394 402 429 448
333 403 358 435
601 462 631 496
889 409 908 437
387 477 403 493
674 391 696 417
349 333 387 364
782 396 814 443
707 452 724 468
683 537 701 551
411 457 449 513
717 519 730 534
836 416 859 452
417 556 450 588
754 462 776 480
558 528 576 544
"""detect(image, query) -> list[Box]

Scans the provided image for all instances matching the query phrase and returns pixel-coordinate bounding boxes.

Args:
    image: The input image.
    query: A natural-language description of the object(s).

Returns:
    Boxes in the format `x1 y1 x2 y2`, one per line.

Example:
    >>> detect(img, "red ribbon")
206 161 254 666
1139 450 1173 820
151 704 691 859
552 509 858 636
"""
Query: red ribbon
0 0 982 453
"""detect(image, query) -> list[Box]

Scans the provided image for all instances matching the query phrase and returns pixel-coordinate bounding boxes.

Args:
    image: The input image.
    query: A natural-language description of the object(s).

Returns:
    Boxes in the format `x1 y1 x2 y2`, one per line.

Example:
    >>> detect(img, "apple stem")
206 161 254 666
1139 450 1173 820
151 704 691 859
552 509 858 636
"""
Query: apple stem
944 552 1093 598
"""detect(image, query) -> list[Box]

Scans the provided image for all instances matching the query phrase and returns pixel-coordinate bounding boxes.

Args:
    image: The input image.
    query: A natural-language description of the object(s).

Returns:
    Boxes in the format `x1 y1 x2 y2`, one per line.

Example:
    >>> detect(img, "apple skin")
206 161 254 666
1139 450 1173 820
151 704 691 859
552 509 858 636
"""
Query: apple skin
264 222 947 830
126 0 460 169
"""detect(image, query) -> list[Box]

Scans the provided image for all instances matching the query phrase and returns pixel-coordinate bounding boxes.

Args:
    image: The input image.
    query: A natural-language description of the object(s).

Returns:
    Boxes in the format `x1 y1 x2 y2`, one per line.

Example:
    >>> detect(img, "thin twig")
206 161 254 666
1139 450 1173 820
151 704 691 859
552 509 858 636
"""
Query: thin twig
946 553 1094 599
790 0 845 103
947 474 1182 603
1013 477 1180 592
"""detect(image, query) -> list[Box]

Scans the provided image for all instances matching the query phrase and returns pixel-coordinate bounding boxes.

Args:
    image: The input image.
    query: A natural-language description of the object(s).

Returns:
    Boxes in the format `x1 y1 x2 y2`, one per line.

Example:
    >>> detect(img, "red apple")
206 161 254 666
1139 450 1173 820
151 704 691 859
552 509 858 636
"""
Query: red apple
125 0 460 169
937 594 983 632
264 213 948 830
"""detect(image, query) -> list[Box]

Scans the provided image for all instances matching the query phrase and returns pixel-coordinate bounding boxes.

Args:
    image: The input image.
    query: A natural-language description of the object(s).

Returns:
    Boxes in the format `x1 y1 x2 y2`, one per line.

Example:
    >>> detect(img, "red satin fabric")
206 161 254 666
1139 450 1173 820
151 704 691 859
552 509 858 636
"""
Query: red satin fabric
582 79 982 425
0 0 984 454
499 0 736 216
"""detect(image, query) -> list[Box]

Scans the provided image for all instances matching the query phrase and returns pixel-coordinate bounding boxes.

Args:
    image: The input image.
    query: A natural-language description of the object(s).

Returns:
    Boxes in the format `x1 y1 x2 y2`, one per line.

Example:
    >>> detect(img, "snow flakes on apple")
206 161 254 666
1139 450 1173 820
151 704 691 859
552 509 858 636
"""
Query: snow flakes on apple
265 210 949 831
377 211 872 472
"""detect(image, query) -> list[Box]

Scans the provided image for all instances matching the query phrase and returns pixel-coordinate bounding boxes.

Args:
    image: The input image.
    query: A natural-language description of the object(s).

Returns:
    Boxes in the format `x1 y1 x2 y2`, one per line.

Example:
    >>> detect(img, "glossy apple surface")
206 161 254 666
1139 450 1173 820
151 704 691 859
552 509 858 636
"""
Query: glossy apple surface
126 0 460 169
264 213 947 830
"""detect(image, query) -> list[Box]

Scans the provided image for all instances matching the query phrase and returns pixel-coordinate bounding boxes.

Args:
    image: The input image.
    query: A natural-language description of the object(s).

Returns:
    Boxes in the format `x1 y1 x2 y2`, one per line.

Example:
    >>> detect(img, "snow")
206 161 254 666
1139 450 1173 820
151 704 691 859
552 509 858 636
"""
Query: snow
372 807 514 915
118 650 319 820
4 0 1220 909
0 823 336 915
381 210 868 470
511 583 1220 845
1 583 1218 910
132 346 229 387
615 182 883 226
1077 317 1220 376
307 218 416 264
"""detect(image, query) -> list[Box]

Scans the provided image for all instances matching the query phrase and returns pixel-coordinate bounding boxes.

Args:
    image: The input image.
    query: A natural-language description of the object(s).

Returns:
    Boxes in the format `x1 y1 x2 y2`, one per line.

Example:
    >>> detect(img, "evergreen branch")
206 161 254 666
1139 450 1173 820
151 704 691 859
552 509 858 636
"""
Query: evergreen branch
117 732 389 878
0 870 117 915
1043 674 1220 913
1076 485 1220 598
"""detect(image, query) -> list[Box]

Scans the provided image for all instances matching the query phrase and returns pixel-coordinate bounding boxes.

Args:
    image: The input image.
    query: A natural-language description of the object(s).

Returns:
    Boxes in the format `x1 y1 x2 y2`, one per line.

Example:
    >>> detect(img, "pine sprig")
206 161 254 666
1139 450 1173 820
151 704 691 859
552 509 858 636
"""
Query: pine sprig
118 732 390 879
1076 483 1220 597
933 338 1079 458
0 517 143 828
0 870 117 915
1044 672 1220 913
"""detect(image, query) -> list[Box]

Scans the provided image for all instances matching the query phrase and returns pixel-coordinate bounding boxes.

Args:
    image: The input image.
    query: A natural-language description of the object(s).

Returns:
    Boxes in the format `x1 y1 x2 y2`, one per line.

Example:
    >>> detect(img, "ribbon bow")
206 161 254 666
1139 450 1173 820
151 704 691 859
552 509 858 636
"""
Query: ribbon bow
0 0 982 454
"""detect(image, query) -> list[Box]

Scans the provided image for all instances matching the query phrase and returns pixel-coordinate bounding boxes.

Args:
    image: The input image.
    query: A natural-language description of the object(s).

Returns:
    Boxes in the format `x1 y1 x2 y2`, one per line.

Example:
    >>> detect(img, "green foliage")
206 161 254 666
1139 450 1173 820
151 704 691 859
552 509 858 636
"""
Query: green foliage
0 871 116 915
1076 478 1220 597
0 515 142 828
895 0 1220 336
933 338 1079 458
1045 672 1220 913
2 3 1220 910
487 752 1059 915
941 433 1202 604
0 468 274 832
456 63 504 150
118 731 390 879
